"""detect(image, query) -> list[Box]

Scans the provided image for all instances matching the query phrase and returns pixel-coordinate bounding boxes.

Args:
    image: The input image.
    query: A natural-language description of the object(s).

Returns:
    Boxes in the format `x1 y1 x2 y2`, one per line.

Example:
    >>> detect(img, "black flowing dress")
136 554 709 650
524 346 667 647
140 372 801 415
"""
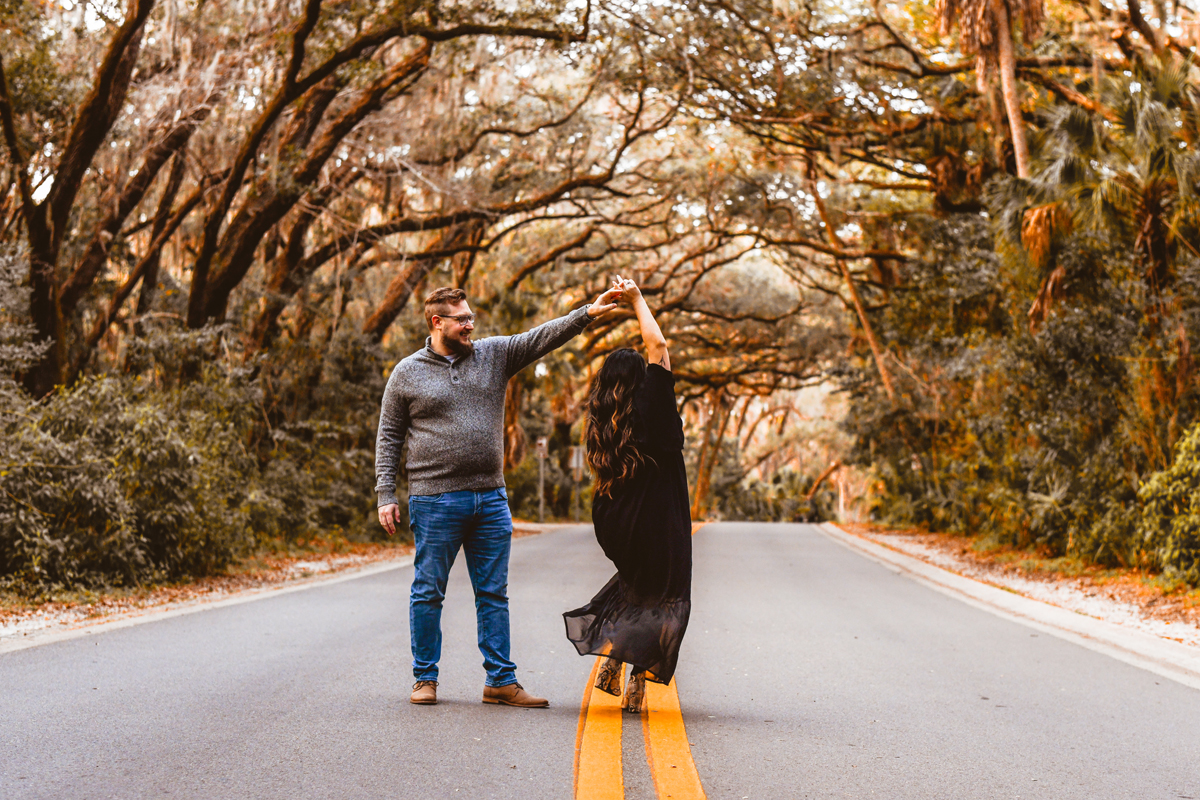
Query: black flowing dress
563 364 692 685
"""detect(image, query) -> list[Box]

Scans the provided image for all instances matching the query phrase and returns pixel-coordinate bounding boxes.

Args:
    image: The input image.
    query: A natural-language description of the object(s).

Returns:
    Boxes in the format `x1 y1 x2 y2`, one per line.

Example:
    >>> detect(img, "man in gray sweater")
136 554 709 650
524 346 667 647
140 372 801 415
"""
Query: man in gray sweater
376 286 619 707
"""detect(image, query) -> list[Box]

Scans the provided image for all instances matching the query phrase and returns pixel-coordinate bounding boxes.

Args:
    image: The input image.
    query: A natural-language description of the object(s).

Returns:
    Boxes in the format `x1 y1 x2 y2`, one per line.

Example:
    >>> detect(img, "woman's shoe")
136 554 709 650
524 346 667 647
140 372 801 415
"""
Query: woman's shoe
623 670 646 713
595 657 624 696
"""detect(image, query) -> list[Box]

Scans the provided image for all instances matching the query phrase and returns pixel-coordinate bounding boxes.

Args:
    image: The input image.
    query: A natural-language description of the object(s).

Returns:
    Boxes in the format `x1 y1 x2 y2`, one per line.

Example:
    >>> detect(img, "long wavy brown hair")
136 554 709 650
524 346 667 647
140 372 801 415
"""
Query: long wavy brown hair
586 348 654 497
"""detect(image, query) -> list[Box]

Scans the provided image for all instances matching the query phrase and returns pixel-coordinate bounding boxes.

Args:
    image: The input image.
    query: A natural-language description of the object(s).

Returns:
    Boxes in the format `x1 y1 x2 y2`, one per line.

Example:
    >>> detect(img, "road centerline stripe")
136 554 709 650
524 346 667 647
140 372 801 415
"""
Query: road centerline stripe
644 678 706 800
575 657 624 800
575 657 601 795
639 521 707 799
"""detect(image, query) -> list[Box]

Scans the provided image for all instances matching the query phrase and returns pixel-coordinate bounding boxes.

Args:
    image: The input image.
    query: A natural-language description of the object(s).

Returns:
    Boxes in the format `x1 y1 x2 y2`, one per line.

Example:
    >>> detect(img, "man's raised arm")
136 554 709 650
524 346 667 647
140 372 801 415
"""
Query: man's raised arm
503 285 621 376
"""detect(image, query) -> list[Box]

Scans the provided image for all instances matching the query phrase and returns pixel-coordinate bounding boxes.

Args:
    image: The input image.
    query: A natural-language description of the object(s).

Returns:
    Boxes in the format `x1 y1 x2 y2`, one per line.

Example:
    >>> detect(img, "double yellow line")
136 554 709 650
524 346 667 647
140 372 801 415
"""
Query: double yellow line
573 524 707 800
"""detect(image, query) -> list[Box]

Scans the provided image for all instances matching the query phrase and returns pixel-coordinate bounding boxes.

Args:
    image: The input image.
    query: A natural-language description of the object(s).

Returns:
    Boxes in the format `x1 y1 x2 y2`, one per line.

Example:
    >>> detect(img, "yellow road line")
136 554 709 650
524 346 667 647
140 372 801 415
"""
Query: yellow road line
574 658 600 794
642 522 706 798
575 658 624 800
644 679 706 800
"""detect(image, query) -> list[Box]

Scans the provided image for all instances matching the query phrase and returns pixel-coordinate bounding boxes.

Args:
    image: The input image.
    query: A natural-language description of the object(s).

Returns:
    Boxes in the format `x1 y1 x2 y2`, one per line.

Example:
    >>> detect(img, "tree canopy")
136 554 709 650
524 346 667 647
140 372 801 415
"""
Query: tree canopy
4 0 1200 591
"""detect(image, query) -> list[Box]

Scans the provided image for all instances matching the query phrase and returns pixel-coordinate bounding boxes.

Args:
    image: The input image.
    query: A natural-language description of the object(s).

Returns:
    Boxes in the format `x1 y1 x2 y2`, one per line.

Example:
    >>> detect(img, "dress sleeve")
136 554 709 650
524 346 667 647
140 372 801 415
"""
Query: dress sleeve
640 363 684 452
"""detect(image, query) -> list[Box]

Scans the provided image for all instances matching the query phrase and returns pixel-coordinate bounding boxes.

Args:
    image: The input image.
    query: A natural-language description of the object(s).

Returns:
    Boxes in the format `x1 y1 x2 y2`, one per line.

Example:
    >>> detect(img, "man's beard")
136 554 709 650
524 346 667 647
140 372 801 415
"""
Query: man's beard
446 336 474 358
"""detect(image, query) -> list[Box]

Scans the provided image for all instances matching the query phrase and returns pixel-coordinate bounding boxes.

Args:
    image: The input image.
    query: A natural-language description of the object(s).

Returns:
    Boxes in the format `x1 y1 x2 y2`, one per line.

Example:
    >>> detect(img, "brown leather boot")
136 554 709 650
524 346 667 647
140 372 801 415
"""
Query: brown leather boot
623 670 645 714
410 680 438 705
482 682 549 708
594 657 624 697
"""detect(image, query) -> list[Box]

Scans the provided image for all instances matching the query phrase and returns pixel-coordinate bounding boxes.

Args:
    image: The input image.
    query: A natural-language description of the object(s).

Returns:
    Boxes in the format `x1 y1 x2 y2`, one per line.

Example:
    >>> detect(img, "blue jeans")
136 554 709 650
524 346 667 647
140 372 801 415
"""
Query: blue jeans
407 488 517 687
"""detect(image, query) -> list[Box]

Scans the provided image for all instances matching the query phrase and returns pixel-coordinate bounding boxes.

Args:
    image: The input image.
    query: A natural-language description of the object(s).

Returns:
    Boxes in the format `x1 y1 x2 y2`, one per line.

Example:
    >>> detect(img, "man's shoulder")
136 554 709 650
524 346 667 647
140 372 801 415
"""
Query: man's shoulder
473 335 509 353
390 348 438 376
398 348 430 366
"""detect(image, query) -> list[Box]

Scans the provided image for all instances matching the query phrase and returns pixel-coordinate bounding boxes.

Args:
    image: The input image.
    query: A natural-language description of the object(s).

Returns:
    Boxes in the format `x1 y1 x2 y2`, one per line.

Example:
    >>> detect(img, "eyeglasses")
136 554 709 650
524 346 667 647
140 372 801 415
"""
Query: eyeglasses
436 313 476 325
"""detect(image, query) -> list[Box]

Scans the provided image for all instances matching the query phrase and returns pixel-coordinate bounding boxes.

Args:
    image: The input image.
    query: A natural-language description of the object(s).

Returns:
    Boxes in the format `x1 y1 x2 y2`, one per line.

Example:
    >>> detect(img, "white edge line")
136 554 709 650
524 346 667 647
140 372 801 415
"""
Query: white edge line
817 522 1200 692
0 524 578 657
0 556 414 656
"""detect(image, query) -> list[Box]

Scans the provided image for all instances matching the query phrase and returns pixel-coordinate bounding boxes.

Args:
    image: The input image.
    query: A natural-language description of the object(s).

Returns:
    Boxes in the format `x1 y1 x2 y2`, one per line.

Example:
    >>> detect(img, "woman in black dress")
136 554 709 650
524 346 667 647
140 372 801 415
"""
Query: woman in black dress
564 276 692 713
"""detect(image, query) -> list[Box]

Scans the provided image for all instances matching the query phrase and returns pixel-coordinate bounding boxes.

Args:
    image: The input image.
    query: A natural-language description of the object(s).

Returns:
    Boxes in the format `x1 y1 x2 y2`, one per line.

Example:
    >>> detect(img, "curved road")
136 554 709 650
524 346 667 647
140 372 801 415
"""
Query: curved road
2 523 1198 799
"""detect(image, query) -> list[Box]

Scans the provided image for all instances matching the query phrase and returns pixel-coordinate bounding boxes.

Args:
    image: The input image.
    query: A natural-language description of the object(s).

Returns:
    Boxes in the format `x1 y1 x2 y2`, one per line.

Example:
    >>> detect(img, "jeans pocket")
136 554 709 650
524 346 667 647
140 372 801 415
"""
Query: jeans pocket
411 493 445 504
497 487 508 500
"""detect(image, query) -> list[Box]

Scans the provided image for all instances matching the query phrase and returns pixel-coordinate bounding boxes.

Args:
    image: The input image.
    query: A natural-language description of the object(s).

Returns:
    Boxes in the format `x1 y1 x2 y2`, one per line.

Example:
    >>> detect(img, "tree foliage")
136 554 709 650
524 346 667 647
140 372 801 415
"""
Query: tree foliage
4 0 1200 591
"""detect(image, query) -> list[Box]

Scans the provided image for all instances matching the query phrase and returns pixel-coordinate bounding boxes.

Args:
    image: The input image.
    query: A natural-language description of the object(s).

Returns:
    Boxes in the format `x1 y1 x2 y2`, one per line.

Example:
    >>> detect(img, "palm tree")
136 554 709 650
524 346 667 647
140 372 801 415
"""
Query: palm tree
992 63 1200 461
1058 63 1199 297
936 0 1045 178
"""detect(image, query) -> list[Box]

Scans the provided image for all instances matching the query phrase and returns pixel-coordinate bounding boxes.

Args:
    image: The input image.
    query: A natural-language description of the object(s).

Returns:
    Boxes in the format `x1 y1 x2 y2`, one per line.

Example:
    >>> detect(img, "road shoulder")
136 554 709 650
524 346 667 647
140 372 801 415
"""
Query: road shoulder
0 521 578 656
820 522 1200 691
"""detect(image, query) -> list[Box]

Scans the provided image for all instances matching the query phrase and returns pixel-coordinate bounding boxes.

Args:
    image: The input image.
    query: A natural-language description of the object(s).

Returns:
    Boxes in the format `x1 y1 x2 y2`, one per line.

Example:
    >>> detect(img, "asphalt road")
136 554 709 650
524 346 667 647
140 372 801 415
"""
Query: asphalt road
2 522 1199 799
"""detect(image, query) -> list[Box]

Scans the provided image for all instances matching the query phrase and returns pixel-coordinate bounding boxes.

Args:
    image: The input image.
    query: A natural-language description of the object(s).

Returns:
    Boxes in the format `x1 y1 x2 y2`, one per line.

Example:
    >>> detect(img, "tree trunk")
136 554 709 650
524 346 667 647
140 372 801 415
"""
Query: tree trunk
838 258 898 403
806 460 843 503
809 174 898 404
691 391 735 520
59 111 206 318
990 0 1031 178
136 153 189 326
192 43 432 328
8 0 153 395
503 379 528 470
980 70 1009 169
24 240 64 396
362 258 436 342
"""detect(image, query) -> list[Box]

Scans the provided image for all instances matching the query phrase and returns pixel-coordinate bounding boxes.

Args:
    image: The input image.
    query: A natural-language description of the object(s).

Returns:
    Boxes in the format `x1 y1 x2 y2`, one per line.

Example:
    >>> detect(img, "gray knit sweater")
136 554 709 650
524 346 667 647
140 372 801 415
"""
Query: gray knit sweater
374 306 593 505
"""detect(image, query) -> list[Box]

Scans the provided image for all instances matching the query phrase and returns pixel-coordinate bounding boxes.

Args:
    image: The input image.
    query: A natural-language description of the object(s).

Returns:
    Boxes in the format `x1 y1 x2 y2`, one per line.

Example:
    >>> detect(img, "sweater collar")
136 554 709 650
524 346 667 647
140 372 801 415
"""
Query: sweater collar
423 337 469 364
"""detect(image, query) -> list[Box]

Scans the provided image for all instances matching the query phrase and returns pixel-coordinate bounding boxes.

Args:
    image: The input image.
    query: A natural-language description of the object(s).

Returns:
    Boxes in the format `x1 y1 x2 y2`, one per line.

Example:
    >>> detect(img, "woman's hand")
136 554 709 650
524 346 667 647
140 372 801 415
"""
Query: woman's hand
613 274 643 303
615 273 669 370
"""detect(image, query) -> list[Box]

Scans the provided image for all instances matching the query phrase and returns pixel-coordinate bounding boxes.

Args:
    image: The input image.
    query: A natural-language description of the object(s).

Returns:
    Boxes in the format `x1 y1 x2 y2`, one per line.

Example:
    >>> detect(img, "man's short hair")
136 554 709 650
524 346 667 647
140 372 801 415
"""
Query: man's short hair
424 287 468 330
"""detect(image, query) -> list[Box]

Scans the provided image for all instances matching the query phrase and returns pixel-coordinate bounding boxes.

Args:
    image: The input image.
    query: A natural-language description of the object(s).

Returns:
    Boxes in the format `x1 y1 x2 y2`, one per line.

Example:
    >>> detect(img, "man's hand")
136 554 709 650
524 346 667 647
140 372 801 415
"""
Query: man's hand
378 503 401 537
587 284 622 318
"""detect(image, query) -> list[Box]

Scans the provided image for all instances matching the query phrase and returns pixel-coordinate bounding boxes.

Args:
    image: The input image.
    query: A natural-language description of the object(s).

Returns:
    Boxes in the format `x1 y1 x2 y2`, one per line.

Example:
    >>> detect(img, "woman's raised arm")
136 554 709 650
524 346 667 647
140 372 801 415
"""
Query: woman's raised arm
616 276 670 371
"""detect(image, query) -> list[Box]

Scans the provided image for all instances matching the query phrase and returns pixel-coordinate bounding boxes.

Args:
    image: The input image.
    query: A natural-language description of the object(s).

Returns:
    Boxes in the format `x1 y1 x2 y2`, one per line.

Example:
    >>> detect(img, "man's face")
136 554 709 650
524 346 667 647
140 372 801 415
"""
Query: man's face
434 300 475 357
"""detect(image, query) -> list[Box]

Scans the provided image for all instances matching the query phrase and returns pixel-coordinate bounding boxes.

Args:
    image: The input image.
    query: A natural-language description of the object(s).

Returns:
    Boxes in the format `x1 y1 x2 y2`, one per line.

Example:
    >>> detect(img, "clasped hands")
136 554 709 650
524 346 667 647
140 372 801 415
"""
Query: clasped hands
586 274 643 319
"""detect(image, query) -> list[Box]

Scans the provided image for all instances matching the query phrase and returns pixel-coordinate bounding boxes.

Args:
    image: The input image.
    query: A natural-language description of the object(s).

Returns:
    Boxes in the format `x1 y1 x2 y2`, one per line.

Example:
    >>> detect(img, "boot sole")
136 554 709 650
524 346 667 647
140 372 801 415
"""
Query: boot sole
482 698 549 707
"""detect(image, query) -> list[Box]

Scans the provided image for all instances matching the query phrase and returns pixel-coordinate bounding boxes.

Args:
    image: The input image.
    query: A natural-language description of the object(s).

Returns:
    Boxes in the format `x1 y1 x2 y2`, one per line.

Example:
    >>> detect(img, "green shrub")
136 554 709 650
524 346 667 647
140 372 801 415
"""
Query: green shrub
0 372 259 592
1139 422 1200 585
717 469 835 522
0 253 391 595
846 214 1187 572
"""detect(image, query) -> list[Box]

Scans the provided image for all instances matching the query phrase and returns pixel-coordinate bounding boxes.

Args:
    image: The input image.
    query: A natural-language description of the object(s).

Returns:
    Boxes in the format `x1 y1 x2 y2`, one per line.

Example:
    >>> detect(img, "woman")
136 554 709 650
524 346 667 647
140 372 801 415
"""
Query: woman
563 276 692 712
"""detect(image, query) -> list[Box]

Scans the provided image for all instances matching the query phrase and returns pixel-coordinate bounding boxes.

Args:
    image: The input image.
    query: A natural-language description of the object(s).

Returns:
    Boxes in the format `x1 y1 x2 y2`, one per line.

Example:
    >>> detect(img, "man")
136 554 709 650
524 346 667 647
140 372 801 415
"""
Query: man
376 286 619 707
